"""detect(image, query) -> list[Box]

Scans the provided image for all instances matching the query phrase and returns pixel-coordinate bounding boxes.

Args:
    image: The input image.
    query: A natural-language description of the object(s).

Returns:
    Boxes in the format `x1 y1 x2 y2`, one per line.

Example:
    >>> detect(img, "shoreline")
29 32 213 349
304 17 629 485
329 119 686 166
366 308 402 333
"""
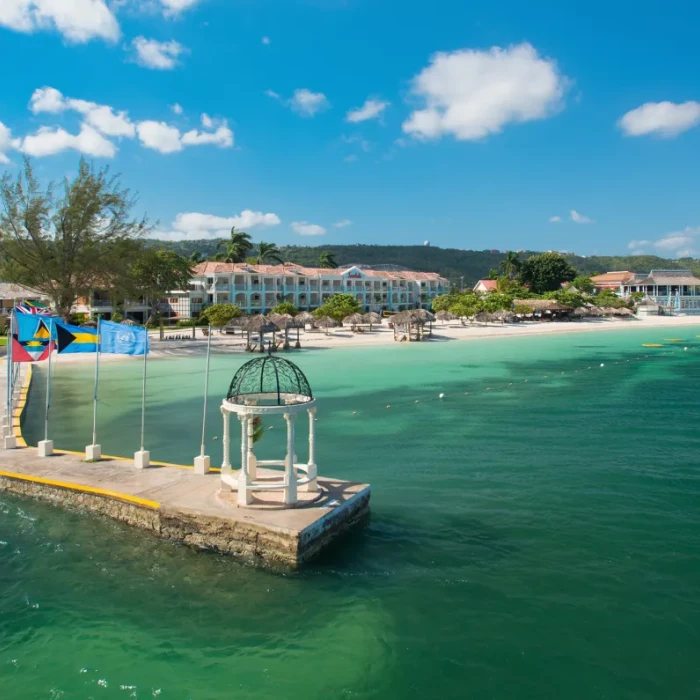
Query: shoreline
48 315 699 364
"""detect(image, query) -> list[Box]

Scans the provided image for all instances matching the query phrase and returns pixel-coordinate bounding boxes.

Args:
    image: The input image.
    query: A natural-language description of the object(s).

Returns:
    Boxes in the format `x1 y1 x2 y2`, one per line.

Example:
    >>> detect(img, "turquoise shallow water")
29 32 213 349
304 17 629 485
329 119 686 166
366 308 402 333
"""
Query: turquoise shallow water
5 326 700 699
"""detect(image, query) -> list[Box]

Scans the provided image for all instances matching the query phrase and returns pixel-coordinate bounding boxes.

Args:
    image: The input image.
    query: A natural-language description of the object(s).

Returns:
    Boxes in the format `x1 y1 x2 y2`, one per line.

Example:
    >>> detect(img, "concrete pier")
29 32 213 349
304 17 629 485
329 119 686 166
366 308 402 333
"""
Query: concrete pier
0 363 370 568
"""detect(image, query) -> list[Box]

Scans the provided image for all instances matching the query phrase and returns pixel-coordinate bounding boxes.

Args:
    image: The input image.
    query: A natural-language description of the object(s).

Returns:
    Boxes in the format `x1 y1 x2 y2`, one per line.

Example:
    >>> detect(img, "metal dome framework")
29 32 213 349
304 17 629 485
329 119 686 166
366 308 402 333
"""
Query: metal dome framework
220 356 318 507
227 356 313 407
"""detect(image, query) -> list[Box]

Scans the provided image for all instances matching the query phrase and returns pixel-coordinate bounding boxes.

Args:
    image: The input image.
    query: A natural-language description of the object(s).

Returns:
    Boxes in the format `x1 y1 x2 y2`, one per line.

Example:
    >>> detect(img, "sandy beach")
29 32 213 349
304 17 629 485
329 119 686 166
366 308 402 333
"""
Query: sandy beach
136 314 700 357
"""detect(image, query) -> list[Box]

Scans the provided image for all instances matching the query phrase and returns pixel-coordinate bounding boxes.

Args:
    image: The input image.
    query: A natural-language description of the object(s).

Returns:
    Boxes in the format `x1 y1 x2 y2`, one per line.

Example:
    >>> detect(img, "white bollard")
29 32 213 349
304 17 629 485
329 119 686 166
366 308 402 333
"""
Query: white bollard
194 454 210 474
37 440 53 457
4 435 17 450
134 450 150 469
85 444 101 461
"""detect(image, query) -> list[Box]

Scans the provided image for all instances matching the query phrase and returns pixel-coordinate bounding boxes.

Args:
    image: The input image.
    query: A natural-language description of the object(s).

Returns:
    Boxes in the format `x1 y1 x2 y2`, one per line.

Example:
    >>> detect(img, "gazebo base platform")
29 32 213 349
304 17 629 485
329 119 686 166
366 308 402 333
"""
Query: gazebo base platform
217 469 326 510
0 450 371 569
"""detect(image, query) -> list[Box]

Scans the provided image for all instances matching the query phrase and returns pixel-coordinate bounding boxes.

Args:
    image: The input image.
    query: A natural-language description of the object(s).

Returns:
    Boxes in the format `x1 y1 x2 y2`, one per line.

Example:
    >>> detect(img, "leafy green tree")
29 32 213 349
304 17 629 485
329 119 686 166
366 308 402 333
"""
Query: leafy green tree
257 241 283 265
480 293 513 312
543 289 586 308
518 252 577 293
319 251 338 269
488 268 499 280
450 296 482 321
132 249 193 320
499 251 521 279
312 292 360 322
271 301 299 316
200 302 242 329
570 275 594 294
0 158 148 320
189 250 204 264
215 227 253 262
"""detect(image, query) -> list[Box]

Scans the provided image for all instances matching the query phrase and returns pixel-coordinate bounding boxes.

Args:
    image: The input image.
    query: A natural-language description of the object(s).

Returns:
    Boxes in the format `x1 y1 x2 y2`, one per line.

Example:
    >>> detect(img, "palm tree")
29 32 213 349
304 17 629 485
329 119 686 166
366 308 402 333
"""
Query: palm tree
189 250 203 264
500 251 521 279
257 241 283 265
215 227 253 262
319 251 338 269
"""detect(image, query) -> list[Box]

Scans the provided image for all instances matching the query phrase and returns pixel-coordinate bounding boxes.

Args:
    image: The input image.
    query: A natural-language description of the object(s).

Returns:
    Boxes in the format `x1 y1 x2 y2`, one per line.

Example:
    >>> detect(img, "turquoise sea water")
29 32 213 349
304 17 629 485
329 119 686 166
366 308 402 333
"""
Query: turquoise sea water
5 326 700 699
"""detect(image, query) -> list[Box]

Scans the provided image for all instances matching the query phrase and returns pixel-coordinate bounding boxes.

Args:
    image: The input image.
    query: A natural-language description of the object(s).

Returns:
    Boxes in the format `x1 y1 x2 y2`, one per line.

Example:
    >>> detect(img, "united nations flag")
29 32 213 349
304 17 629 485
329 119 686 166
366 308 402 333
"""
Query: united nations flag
99 320 149 355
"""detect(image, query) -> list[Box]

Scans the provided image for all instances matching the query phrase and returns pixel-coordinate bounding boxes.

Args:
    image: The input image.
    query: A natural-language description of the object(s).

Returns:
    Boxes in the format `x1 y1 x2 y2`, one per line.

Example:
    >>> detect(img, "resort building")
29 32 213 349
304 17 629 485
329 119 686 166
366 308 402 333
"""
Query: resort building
0 283 50 316
160 263 449 319
591 269 700 313
473 279 498 294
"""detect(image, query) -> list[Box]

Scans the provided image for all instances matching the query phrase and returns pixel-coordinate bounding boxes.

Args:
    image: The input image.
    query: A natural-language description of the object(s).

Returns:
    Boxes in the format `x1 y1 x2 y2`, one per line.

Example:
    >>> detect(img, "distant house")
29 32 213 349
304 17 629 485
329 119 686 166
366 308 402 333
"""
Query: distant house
590 271 635 293
473 279 498 294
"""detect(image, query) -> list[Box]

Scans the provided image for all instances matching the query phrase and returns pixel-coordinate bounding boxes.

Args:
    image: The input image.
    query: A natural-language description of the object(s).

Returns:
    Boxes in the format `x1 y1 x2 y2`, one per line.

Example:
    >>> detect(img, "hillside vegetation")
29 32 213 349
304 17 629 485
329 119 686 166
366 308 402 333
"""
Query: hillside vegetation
149 239 700 286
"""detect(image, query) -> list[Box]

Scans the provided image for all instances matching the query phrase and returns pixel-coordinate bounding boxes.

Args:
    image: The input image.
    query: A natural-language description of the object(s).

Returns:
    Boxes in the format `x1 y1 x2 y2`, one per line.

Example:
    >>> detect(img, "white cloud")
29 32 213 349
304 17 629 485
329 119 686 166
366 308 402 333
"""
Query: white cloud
291 221 326 236
403 42 568 141
21 86 232 158
618 101 700 138
570 210 595 224
136 121 183 153
288 89 330 117
346 98 389 123
29 86 65 113
262 36 270 45
629 227 700 258
129 37 187 70
549 216 561 223
19 124 116 158
0 122 13 163
0 0 120 43
181 122 233 148
333 219 351 228
264 89 281 100
159 0 201 15
171 103 183 115
343 154 357 162
155 210 282 240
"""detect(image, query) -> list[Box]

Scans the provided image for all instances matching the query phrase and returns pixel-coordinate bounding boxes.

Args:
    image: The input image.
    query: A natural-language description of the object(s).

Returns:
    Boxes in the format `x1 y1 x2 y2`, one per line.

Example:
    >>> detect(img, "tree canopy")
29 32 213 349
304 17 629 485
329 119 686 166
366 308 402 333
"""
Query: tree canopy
215 227 253 262
271 301 299 316
319 251 338 268
312 292 360 322
200 302 242 328
0 158 148 319
131 249 193 319
518 252 577 293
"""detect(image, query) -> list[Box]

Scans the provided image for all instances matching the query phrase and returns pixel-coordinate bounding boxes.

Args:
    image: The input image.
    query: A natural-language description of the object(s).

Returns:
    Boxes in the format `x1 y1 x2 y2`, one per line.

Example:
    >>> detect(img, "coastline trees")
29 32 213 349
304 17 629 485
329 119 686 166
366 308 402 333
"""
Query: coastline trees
312 293 360 323
500 251 521 279
132 249 193 322
200 302 242 330
253 241 283 265
518 252 577 293
0 158 148 320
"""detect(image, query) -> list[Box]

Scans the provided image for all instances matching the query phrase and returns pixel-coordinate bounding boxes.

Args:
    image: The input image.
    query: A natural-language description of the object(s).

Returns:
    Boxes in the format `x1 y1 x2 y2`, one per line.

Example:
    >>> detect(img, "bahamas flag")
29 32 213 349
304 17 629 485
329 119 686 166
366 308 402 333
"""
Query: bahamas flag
12 314 55 362
99 320 149 355
55 321 98 354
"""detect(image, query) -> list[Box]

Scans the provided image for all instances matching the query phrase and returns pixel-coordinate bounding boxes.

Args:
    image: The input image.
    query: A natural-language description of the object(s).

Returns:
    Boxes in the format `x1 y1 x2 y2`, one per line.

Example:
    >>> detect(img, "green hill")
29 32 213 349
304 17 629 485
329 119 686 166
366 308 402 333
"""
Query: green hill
148 239 700 287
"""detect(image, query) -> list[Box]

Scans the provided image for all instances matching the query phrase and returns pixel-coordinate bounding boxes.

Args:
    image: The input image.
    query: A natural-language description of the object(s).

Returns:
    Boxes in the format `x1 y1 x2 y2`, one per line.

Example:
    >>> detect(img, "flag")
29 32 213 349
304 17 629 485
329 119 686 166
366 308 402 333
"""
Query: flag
15 301 53 315
12 314 55 362
55 321 98 354
99 320 149 355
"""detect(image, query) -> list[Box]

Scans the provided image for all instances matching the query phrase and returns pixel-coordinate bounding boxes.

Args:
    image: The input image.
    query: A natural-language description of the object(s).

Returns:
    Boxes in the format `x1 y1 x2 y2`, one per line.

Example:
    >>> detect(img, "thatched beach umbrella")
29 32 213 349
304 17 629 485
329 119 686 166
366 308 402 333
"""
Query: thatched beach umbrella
572 307 590 320
296 311 315 326
242 314 279 352
314 316 339 335
268 313 295 349
120 318 138 326
363 311 382 331
81 320 98 328
436 310 455 323
474 312 491 324
343 313 365 330
392 310 426 341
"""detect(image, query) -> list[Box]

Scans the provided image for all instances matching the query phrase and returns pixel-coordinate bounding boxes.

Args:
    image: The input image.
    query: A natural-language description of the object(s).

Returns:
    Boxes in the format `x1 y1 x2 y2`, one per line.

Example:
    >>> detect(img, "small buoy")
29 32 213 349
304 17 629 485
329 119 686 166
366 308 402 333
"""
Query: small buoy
684 347 688 351
352 411 357 415
600 363 604 367
486 387 490 391
439 393 445 399
268 426 274 430
415 399 419 403
213 436 218 441
544 375 548 379
524 379 528 383
508 382 513 386
464 391 469 395
386 405 391 409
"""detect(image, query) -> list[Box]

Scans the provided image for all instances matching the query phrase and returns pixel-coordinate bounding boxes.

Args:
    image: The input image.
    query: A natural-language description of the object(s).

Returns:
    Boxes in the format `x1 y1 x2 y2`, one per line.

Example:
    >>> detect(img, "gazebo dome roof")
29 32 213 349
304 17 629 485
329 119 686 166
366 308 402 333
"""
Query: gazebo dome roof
227 356 313 406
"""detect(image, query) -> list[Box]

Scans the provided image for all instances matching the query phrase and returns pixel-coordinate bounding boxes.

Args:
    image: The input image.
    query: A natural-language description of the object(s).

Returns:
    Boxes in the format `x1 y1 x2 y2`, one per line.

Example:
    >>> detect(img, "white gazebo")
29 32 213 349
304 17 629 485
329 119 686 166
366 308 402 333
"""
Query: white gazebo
220 355 318 506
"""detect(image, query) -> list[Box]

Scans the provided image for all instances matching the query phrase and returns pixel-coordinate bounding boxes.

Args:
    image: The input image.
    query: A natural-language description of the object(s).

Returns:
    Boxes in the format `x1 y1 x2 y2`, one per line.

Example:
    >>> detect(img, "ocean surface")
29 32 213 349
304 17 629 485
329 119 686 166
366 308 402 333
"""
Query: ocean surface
5 325 700 699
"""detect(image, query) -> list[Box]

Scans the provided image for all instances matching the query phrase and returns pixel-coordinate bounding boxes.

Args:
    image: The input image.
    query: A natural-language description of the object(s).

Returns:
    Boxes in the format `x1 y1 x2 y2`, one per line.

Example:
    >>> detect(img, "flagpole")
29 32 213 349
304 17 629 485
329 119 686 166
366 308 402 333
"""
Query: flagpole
86 317 101 461
38 318 55 456
194 324 212 474
140 332 147 452
200 325 212 456
5 309 12 435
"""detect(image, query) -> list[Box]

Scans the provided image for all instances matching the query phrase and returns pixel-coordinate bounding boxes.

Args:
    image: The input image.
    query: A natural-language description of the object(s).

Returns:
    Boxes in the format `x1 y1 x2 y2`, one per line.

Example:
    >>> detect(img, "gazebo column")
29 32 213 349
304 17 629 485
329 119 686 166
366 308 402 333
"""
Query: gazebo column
284 413 297 505
238 414 251 505
306 407 318 492
220 407 231 474
247 415 257 480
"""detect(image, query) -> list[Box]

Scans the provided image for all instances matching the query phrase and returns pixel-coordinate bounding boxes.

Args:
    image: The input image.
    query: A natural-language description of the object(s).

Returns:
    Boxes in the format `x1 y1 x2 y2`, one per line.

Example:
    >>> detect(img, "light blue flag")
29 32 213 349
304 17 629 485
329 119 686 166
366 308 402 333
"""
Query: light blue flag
99 320 149 355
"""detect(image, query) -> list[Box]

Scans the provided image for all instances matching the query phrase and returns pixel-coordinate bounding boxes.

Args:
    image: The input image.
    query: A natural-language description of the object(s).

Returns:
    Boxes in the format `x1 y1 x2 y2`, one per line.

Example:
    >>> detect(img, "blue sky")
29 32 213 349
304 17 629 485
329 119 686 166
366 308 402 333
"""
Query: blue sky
1 0 699 257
